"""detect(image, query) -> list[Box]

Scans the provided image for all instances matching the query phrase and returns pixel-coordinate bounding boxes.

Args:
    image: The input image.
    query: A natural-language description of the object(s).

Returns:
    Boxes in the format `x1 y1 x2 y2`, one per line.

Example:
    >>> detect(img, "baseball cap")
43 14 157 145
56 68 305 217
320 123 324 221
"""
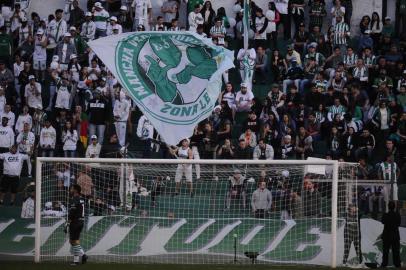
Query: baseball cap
45 202 53 209
50 62 59 70
85 11 92 16
70 54 77 60
308 42 317 49
64 32 72 38
364 29 371 34
120 5 127 11
233 169 241 174
91 135 98 140
36 29 44 35
240 82 247 88
110 16 117 22
94 2 102 8
281 170 289 177
69 26 76 31
28 75 35 80
287 44 294 50
385 16 391 20
271 83 279 88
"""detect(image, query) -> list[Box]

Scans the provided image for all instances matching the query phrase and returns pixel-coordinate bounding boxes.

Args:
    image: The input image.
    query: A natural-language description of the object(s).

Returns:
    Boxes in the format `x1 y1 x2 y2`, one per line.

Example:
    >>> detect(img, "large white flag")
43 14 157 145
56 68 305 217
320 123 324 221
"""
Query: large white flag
88 32 234 145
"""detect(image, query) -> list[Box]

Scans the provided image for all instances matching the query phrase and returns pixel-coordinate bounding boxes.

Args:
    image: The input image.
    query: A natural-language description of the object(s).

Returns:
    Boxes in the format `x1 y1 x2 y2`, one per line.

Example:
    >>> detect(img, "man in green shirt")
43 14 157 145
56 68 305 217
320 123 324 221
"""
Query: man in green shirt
0 26 13 68
69 27 87 62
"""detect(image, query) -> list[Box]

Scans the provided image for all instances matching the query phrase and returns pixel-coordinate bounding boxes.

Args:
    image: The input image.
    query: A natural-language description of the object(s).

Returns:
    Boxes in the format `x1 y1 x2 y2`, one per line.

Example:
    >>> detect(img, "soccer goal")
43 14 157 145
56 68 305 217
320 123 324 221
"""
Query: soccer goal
34 158 359 267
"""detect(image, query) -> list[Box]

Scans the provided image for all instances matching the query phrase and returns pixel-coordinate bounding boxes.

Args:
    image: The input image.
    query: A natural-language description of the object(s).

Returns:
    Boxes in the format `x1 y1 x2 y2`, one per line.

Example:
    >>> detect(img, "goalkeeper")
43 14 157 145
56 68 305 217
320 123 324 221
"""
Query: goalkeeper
342 204 362 266
65 184 88 265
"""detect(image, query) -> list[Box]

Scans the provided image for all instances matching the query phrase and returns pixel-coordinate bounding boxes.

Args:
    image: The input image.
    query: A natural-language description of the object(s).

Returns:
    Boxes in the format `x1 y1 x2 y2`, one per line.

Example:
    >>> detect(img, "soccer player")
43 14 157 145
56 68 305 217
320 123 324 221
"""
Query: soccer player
225 169 247 210
342 204 362 267
0 144 28 205
66 184 88 265
169 138 194 197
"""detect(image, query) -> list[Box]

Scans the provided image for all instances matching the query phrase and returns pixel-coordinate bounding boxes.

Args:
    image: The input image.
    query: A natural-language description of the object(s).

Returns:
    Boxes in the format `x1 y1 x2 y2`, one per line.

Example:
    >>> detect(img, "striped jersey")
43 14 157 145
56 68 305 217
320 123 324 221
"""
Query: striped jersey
362 54 376 67
380 161 397 183
328 105 346 117
210 25 226 44
353 66 368 81
343 53 357 67
333 22 350 45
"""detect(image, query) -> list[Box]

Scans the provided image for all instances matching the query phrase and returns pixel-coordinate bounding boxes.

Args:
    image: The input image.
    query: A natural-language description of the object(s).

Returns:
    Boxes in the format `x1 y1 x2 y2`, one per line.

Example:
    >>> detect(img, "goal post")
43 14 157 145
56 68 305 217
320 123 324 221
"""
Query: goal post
35 158 357 267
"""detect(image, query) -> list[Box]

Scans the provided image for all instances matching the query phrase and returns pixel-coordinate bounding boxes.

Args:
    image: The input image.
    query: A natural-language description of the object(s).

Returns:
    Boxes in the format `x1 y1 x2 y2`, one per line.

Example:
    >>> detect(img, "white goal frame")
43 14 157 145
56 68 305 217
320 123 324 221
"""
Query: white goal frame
35 158 340 267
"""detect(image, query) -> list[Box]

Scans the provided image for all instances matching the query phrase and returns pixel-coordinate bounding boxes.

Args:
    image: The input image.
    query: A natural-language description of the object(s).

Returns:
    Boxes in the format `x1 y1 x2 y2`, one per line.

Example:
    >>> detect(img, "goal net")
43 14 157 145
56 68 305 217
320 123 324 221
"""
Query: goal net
35 158 359 267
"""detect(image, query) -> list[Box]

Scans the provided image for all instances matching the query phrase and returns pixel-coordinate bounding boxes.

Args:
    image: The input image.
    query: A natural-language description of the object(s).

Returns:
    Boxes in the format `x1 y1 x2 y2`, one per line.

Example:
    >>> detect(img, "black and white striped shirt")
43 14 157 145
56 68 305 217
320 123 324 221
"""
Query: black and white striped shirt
353 66 368 82
343 53 358 67
362 54 376 67
333 22 350 45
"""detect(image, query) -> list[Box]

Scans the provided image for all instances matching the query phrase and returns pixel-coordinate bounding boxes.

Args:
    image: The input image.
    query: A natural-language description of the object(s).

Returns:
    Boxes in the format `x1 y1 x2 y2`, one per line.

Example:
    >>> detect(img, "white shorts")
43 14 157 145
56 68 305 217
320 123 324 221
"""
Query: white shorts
175 164 193 183
33 60 46 71
383 183 398 201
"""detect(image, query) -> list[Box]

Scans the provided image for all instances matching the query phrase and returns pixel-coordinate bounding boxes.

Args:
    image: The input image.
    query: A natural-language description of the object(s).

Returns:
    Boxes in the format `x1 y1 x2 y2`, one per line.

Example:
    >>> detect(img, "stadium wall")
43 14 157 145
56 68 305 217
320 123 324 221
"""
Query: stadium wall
0 211 405 265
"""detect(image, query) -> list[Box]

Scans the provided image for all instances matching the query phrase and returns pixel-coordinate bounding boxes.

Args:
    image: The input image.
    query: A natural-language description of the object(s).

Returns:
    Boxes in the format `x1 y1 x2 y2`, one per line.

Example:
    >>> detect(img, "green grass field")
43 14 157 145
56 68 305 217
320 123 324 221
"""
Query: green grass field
1 262 345 270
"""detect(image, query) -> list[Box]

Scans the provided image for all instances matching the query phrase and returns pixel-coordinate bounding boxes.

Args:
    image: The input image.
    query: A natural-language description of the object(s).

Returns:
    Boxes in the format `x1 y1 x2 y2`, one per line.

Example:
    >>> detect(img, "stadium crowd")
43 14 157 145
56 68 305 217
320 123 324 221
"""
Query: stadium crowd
0 0 405 219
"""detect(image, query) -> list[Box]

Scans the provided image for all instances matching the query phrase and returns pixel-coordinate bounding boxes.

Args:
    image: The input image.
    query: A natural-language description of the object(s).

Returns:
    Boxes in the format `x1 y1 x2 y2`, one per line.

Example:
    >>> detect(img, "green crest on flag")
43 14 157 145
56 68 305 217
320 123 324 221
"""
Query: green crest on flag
89 31 234 144
115 33 224 125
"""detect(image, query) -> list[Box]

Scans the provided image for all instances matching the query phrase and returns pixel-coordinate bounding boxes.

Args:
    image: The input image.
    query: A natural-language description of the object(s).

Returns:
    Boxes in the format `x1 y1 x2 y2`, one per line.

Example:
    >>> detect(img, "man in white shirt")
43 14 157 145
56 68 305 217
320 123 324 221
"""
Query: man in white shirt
0 117 15 153
0 145 29 205
15 105 32 134
81 12 96 41
85 135 102 158
24 75 42 111
161 0 178 25
113 91 130 147
107 16 122 35
132 0 152 31
0 104 15 128
237 47 256 92
275 0 290 40
93 2 110 38
16 122 34 177
235 83 254 112
188 4 204 32
136 114 154 158
39 119 56 157
47 9 67 47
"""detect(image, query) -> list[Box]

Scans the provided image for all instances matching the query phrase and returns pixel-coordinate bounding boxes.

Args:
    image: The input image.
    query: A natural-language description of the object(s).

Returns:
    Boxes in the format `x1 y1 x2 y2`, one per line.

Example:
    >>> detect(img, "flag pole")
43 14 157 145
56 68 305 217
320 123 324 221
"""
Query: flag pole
242 0 253 88
243 0 250 51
